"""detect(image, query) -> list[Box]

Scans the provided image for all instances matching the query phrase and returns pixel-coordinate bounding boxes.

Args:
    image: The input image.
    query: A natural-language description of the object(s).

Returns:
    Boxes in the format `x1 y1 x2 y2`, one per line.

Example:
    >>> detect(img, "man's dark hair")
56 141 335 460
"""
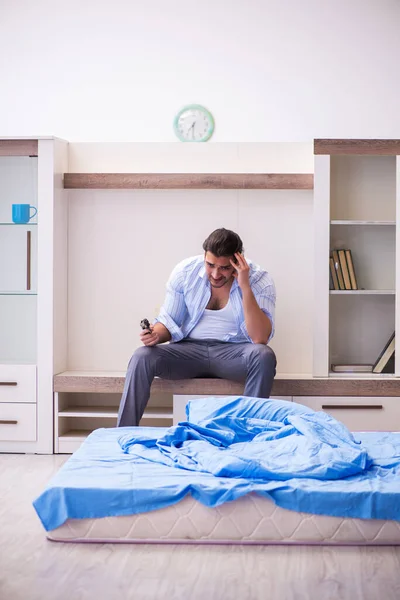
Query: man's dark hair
202 228 244 257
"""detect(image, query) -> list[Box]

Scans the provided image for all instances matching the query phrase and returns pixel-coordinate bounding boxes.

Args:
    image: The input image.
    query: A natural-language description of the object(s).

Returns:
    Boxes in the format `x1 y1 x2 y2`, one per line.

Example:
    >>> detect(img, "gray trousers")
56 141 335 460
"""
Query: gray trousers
117 339 277 427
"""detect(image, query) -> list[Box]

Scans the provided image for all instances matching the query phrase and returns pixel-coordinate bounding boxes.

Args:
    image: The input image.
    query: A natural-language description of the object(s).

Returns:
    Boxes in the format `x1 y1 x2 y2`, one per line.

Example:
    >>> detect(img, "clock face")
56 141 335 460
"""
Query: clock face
173 105 215 142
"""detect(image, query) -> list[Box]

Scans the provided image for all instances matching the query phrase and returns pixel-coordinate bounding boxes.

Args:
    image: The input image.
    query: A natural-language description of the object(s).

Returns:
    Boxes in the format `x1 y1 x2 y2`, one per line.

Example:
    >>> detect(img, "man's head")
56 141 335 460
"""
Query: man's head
202 228 244 288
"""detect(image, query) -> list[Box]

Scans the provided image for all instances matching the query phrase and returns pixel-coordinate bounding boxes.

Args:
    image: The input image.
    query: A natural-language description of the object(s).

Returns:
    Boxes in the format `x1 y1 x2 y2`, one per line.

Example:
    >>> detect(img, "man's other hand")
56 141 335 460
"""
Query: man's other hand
140 327 160 347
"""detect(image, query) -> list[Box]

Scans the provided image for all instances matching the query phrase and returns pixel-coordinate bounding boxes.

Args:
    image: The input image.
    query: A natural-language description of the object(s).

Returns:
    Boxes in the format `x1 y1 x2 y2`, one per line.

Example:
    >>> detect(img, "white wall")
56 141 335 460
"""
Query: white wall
1 0 400 141
67 187 313 374
2 1 398 376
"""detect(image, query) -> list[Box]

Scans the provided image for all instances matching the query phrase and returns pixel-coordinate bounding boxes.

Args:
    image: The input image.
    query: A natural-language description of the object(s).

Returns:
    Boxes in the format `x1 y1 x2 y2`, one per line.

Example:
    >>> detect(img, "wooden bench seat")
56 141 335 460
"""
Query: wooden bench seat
54 371 400 397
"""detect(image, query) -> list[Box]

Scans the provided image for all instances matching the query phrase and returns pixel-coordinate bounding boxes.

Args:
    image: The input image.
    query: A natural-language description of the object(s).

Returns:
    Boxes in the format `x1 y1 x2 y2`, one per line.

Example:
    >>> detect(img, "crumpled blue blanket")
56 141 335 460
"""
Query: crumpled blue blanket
118 412 370 481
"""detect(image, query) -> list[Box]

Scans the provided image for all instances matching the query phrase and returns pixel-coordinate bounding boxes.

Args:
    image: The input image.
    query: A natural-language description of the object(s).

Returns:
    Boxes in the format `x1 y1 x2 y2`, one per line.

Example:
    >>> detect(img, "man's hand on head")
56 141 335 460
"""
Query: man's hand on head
140 327 160 347
230 253 250 290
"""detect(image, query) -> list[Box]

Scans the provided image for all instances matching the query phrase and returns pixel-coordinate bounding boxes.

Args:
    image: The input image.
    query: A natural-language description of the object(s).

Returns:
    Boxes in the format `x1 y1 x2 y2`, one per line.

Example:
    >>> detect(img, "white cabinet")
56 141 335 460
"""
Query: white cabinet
313 140 400 377
0 138 68 453
293 396 400 432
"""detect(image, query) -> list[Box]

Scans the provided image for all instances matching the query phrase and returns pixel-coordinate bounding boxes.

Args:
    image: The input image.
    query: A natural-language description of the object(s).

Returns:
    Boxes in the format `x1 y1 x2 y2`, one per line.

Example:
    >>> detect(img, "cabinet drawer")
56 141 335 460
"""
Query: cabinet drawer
0 365 36 403
0 403 36 441
293 396 400 432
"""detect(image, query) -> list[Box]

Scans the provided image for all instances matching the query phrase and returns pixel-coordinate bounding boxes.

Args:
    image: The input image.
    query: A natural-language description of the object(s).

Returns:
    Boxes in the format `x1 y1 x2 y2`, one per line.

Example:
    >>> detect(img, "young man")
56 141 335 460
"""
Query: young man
117 228 276 426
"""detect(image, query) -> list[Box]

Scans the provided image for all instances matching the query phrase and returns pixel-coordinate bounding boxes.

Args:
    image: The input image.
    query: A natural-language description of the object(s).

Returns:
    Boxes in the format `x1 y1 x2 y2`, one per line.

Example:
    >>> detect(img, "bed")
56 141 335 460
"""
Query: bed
34 396 400 545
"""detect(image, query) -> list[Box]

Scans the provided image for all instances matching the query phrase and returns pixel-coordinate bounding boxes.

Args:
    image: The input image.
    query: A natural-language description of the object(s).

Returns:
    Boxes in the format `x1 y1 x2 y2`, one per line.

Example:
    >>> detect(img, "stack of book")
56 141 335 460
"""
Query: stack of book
332 331 395 374
329 249 358 290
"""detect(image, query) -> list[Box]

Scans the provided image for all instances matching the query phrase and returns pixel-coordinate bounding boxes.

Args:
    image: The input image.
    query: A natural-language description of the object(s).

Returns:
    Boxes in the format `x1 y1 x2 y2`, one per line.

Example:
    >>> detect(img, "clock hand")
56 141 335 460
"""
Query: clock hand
187 121 195 139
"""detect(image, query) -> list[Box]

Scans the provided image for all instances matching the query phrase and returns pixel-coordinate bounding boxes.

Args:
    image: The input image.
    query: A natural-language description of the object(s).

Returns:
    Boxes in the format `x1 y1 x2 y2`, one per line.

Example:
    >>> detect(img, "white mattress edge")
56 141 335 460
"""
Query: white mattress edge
47 493 400 546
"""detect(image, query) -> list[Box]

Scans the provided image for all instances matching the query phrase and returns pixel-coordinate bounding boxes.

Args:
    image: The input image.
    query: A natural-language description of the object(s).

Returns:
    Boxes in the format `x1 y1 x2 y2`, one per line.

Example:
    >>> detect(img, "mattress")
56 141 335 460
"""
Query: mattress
35 396 400 545
48 492 400 545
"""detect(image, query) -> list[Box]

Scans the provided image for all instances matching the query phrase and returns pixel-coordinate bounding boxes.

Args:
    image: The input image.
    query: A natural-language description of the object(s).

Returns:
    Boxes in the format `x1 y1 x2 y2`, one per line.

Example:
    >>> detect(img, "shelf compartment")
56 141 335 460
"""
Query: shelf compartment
58 429 92 442
0 156 38 223
330 223 395 291
330 156 396 222
0 295 37 363
329 294 395 368
0 225 37 292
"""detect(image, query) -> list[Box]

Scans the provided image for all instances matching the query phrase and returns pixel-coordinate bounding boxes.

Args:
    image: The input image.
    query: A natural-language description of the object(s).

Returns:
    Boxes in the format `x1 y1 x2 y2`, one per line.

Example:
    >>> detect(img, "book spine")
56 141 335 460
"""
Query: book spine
338 249 352 290
329 257 339 290
345 249 358 290
332 250 345 290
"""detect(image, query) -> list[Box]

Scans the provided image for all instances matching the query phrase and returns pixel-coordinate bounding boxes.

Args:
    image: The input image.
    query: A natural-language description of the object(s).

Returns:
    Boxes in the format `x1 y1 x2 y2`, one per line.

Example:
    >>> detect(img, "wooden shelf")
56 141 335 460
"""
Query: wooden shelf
58 406 172 419
314 139 400 156
58 430 91 441
328 372 393 378
59 406 117 418
330 290 395 295
63 173 314 190
0 139 38 157
330 220 395 226
54 371 400 397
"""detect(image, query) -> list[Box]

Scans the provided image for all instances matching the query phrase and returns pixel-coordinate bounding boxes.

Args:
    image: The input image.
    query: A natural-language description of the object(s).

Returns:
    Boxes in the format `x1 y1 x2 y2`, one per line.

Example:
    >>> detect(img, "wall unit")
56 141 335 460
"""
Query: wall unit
53 141 315 453
4 138 399 454
313 139 400 377
48 139 400 453
0 138 68 453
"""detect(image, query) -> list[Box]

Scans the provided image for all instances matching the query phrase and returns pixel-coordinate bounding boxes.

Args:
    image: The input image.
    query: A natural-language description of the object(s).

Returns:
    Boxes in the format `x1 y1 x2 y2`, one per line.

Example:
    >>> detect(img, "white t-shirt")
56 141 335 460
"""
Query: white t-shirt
187 299 238 341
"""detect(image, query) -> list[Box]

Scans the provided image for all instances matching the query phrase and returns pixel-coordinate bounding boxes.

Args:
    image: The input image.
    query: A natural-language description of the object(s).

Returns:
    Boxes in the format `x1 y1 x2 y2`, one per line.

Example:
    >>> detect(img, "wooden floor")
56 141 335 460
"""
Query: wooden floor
0 455 400 600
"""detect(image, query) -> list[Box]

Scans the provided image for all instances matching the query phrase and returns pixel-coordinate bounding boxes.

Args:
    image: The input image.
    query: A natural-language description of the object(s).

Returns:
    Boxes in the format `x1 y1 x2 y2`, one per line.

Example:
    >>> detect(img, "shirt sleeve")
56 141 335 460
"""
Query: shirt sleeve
240 274 276 343
154 263 189 342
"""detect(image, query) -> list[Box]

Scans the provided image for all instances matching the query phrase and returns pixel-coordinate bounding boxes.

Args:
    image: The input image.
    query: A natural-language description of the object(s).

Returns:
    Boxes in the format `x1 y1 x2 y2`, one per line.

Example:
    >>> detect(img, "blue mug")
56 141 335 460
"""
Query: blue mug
12 204 37 224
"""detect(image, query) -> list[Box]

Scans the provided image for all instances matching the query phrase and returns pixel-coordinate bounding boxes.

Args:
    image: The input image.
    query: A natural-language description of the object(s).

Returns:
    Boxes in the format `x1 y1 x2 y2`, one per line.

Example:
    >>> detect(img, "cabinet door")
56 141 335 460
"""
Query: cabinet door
0 404 36 441
0 226 37 292
0 365 36 403
293 396 400 431
0 296 37 363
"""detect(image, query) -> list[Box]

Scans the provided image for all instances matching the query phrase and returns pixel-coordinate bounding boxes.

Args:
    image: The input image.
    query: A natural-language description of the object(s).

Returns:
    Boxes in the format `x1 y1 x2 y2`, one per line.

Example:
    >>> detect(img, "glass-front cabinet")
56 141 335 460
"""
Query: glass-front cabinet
0 138 68 453
0 156 38 364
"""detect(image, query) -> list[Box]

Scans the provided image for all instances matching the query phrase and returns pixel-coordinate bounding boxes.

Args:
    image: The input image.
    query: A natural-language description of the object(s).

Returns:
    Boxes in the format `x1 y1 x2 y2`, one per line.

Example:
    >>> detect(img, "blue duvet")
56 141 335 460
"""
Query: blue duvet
33 396 400 531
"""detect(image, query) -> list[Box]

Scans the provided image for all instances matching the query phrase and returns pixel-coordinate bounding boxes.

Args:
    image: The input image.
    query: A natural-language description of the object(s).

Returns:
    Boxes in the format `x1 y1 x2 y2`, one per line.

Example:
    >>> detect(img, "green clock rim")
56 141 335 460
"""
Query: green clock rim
173 104 215 142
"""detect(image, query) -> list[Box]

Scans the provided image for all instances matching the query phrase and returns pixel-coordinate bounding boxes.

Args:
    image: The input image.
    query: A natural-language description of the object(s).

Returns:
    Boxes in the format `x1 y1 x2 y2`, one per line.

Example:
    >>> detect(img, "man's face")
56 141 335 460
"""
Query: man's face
204 252 235 288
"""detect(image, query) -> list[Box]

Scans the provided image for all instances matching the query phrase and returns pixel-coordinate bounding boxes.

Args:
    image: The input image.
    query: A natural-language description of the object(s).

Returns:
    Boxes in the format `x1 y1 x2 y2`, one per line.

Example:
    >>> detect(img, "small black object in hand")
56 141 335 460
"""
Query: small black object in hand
140 318 151 330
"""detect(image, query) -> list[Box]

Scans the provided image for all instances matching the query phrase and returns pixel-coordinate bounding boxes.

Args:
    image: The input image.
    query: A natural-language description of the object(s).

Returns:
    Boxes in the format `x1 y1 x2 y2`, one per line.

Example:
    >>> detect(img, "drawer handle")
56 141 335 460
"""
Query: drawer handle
322 404 383 410
0 382 18 386
0 420 18 425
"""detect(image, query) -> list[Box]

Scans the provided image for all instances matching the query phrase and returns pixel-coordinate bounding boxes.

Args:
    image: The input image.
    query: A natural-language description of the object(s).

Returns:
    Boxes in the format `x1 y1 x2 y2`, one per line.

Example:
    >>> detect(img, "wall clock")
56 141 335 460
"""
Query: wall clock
173 104 215 142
